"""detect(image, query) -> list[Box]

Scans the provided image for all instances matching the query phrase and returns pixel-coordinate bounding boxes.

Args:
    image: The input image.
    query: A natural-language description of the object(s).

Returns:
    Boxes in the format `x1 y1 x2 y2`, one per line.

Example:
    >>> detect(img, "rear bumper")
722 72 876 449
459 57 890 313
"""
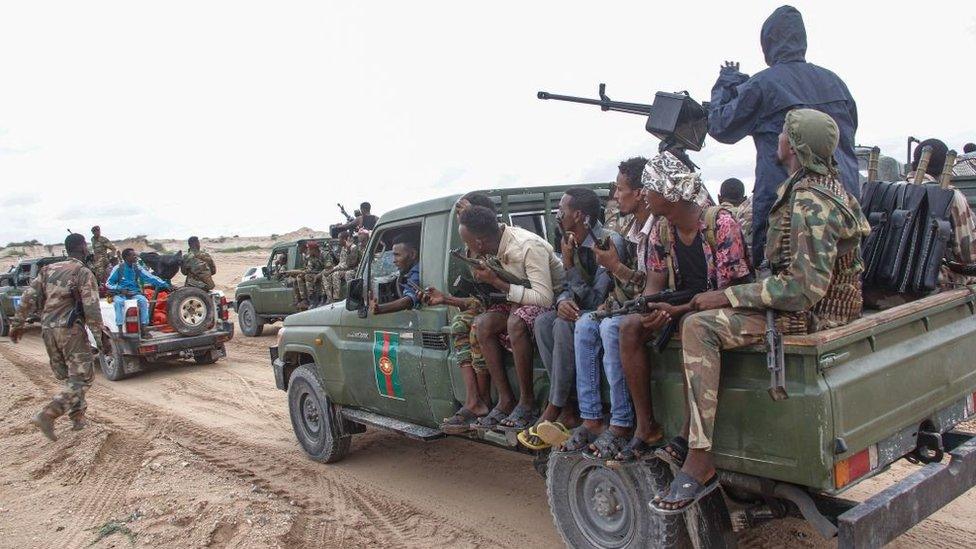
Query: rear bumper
837 430 976 548
120 321 235 358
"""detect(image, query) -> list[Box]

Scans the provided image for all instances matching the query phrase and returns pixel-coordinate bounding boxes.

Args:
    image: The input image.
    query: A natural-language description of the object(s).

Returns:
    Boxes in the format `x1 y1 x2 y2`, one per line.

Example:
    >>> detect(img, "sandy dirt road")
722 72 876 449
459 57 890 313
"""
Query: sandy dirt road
1 256 974 548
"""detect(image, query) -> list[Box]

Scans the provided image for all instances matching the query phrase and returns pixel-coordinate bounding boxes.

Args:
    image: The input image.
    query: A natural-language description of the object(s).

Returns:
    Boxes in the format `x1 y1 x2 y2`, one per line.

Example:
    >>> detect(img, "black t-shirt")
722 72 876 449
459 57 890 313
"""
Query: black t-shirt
675 232 708 293
361 215 379 230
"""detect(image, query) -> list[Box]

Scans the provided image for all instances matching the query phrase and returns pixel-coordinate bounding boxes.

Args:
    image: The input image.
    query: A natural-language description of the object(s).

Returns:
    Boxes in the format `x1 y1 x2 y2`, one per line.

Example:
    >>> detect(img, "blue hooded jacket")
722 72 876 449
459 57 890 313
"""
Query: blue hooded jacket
708 5 858 265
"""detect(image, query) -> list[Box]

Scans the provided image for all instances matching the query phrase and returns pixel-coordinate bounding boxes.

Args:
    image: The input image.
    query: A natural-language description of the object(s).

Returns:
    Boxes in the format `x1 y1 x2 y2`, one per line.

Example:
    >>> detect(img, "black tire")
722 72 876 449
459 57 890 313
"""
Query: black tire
533 449 550 479
193 344 224 365
0 311 8 337
546 452 689 549
287 365 351 463
237 299 264 337
101 334 133 381
167 287 214 337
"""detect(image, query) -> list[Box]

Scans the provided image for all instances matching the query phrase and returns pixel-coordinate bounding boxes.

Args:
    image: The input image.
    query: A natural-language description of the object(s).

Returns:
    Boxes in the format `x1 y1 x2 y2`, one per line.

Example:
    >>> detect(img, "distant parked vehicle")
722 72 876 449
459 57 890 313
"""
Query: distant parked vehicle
241 266 263 283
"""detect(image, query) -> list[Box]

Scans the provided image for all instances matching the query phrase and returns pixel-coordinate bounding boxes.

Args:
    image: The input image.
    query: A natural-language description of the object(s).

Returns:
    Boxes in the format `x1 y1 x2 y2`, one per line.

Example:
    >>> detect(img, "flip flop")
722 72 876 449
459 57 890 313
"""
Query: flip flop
471 408 508 430
440 408 480 435
557 425 599 453
610 436 663 465
654 436 689 469
649 471 720 515
583 430 630 461
496 405 538 434
517 426 551 451
535 421 572 446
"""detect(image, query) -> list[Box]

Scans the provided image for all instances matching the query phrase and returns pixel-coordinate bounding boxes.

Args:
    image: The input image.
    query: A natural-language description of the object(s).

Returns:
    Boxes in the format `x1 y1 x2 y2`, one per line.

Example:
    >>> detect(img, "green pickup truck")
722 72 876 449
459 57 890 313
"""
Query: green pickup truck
233 238 338 337
0 256 69 336
270 182 976 548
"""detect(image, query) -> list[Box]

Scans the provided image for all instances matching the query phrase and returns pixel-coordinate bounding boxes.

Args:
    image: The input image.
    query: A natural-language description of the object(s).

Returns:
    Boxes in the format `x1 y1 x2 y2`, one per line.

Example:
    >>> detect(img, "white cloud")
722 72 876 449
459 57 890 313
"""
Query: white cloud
0 0 973 244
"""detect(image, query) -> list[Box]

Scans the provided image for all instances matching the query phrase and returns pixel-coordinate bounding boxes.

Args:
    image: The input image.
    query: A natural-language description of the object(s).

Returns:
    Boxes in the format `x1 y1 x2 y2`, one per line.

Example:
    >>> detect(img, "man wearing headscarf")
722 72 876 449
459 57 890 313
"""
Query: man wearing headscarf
650 109 870 514
586 152 750 463
708 5 859 266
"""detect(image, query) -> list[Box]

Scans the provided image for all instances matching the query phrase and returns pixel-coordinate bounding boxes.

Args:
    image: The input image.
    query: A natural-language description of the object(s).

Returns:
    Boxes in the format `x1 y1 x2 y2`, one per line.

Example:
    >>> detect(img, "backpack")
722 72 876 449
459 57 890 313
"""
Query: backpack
656 206 729 291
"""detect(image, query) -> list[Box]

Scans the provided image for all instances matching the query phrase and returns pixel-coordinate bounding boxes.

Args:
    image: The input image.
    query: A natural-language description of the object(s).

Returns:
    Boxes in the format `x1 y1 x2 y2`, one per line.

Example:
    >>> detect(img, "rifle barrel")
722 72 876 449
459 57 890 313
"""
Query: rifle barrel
537 91 652 116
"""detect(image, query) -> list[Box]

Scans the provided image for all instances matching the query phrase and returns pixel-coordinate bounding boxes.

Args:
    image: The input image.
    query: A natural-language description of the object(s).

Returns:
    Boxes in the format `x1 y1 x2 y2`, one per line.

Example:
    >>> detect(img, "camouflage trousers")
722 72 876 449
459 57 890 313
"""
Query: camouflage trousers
294 273 322 304
450 299 488 373
93 256 111 284
328 269 355 302
41 326 95 419
681 308 766 451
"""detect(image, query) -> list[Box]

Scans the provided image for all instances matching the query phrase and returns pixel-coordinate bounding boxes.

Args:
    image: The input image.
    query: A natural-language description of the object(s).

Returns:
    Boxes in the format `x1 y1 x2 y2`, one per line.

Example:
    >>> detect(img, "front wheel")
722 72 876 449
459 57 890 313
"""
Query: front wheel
287 365 351 463
237 299 264 337
546 451 689 549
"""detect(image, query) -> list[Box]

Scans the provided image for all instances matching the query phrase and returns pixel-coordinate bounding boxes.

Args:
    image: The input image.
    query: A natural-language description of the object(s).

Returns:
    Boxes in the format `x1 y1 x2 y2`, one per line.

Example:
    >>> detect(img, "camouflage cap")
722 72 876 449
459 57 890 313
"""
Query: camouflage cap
785 108 838 176
642 151 708 207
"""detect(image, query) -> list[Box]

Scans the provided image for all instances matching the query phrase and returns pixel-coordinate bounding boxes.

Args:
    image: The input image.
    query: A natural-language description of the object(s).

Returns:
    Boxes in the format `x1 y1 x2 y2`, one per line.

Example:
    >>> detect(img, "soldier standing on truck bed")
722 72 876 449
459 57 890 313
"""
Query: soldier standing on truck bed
301 241 329 308
326 231 362 303
90 225 117 283
181 236 217 291
9 233 104 441
650 109 870 514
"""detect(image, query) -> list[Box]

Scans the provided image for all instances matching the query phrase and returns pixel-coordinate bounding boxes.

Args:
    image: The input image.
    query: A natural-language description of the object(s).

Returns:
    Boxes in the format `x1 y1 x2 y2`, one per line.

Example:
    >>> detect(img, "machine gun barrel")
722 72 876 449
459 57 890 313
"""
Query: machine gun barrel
536 89 652 116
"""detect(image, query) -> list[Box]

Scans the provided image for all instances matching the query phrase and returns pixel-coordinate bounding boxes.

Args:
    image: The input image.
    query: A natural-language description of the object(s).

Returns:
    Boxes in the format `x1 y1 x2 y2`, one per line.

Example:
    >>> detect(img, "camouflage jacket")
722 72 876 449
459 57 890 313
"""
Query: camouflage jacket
604 199 633 236
733 196 753 254
304 253 328 274
726 171 870 331
91 235 116 259
181 249 216 290
13 257 103 333
337 244 362 271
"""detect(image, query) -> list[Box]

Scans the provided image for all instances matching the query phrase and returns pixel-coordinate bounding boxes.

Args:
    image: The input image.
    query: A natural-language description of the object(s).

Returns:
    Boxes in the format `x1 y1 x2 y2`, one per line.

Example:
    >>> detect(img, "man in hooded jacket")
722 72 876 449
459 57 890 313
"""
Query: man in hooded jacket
708 5 859 265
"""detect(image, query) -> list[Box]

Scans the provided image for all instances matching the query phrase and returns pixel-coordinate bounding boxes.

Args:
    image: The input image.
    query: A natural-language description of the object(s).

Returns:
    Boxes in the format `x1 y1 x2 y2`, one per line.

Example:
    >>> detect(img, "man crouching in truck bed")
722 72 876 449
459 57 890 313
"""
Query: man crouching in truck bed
650 109 871 514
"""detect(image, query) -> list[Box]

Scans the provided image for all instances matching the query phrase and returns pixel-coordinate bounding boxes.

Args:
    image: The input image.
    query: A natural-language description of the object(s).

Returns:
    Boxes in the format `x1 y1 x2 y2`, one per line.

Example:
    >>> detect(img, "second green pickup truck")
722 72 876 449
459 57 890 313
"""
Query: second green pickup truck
270 183 976 548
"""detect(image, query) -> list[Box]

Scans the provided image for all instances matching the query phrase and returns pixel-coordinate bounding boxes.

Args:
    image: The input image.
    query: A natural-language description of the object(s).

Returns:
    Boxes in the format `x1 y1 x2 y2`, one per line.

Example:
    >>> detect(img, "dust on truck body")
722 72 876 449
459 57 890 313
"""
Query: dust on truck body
270 184 976 548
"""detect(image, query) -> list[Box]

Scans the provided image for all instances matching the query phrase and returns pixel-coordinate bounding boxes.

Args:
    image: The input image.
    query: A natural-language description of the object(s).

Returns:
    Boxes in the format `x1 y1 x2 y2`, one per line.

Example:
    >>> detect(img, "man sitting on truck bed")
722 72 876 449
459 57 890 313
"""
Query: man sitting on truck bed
519 188 623 449
457 205 564 431
181 236 217 291
369 236 421 315
604 153 750 463
651 109 871 514
106 248 174 339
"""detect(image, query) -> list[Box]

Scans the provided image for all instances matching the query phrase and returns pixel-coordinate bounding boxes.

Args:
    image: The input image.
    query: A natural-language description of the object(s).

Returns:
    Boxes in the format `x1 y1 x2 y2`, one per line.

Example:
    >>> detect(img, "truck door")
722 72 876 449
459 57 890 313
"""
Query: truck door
337 219 440 426
253 246 295 315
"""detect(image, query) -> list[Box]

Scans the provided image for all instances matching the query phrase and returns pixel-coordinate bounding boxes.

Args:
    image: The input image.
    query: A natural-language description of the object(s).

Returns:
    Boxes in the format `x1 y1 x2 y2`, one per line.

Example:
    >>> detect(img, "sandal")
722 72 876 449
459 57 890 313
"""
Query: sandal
535 421 571 446
654 436 688 468
649 471 720 515
611 436 662 465
471 408 509 430
440 408 479 435
496 405 538 433
583 430 629 461
517 426 550 450
557 425 599 453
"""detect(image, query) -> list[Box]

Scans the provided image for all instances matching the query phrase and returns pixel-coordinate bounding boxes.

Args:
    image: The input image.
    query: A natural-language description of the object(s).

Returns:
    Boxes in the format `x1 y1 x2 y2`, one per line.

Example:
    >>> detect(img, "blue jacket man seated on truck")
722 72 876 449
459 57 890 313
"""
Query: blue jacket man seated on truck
106 248 174 339
650 109 870 515
369 236 421 315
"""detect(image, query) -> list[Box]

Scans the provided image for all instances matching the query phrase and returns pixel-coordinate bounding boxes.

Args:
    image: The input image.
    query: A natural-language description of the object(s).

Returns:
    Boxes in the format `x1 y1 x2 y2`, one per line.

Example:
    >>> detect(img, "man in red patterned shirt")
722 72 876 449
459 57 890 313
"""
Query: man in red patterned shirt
596 152 752 463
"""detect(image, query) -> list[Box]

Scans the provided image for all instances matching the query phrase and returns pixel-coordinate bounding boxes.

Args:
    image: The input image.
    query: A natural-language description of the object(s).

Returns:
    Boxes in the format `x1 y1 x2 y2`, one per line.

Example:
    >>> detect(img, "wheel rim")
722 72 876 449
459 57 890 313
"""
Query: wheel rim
299 391 322 438
179 296 208 326
568 461 636 548
104 345 119 375
240 305 253 329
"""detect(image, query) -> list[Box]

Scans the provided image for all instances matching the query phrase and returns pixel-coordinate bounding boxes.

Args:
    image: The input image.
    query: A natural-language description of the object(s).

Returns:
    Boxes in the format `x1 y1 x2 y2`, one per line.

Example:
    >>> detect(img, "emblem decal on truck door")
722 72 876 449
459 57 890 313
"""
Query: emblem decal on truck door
373 331 404 400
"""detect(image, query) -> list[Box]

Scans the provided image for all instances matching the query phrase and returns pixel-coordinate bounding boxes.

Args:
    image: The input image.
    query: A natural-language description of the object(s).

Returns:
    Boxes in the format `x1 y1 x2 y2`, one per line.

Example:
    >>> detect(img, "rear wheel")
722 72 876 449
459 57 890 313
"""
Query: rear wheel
237 299 264 337
101 334 136 381
546 451 689 549
288 365 351 463
167 287 214 336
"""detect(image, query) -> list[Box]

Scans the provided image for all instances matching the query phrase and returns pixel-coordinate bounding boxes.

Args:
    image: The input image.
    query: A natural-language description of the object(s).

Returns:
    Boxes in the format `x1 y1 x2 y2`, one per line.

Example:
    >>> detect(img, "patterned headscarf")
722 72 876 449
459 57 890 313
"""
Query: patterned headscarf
784 108 838 176
641 151 708 206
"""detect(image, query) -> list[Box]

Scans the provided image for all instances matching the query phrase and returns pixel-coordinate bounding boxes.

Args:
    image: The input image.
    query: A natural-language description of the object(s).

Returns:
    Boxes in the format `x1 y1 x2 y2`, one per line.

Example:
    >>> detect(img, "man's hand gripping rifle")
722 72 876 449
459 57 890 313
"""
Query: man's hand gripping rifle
594 288 697 353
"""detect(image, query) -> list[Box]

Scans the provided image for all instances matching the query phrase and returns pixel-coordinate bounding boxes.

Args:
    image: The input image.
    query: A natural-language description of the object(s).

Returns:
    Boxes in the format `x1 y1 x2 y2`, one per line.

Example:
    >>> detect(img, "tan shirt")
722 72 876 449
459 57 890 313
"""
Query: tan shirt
496 224 565 307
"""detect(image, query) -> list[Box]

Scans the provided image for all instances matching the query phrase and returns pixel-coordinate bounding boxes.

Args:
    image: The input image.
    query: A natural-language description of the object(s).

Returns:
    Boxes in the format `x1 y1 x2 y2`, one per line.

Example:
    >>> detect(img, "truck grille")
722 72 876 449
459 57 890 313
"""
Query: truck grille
421 332 449 350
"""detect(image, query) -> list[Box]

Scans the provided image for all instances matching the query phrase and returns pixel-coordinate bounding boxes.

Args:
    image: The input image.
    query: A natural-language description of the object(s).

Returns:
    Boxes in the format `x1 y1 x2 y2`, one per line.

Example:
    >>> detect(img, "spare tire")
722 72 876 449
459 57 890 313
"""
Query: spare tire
167 286 214 336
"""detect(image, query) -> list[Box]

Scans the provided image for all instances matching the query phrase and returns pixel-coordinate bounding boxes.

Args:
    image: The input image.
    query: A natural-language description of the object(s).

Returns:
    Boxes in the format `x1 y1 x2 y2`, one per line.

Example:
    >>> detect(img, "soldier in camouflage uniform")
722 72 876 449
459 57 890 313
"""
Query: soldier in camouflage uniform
90 225 117 283
300 241 329 308
10 233 104 441
327 231 362 303
603 190 632 236
651 109 870 514
180 236 217 291
270 252 288 279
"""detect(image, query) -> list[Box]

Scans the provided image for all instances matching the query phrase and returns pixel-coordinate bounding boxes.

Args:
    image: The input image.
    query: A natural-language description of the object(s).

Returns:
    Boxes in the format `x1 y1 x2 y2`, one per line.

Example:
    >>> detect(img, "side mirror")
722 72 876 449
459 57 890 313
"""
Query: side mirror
261 266 270 279
345 278 365 312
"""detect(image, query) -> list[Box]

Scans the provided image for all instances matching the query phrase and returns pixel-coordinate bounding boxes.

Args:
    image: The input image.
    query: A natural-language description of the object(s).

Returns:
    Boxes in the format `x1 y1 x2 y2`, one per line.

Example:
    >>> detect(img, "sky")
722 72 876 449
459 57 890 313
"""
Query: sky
1 1 974 244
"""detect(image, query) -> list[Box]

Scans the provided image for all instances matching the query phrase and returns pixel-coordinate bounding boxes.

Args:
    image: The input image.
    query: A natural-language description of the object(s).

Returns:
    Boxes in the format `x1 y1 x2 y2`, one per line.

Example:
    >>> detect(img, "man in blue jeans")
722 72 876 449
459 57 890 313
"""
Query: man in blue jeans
106 248 173 339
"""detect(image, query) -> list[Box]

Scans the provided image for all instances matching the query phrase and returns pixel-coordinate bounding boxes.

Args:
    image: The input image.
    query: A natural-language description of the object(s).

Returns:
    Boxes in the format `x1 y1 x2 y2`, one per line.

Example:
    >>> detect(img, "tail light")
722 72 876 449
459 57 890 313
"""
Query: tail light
219 296 229 321
124 306 140 334
834 444 879 489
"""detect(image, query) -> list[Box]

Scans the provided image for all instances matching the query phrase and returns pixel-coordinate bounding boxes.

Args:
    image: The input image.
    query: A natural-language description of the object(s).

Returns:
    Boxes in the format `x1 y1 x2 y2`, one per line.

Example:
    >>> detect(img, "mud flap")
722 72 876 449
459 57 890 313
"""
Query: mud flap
684 488 737 549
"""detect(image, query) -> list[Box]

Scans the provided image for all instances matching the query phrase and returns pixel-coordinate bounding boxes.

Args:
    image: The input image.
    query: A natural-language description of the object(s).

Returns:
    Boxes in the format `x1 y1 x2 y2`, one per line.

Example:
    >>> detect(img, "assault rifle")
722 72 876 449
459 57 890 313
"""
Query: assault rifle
537 84 709 170
766 309 788 401
338 203 354 223
449 248 532 288
593 288 697 352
